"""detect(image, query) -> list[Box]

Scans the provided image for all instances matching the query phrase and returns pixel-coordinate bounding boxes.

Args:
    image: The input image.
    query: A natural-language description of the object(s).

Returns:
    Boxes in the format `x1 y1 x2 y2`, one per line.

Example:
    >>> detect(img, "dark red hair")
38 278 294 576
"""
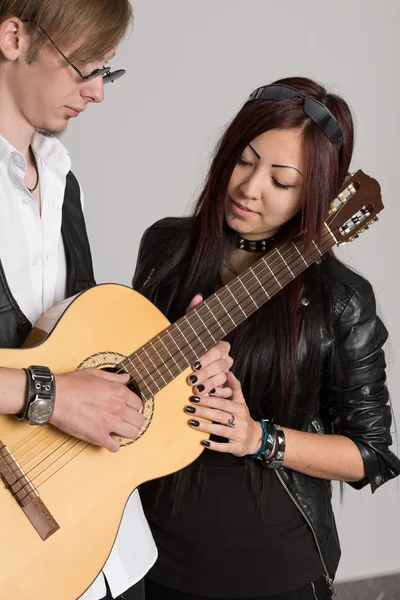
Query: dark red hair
189 76 354 288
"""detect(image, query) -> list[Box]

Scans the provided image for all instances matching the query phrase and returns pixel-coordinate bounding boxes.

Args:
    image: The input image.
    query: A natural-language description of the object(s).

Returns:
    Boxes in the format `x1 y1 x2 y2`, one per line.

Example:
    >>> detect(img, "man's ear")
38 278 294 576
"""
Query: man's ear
0 17 27 61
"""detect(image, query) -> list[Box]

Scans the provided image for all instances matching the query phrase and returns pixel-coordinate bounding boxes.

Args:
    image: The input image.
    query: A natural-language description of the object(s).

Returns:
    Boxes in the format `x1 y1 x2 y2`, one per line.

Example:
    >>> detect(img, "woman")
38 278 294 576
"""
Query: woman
132 77 400 600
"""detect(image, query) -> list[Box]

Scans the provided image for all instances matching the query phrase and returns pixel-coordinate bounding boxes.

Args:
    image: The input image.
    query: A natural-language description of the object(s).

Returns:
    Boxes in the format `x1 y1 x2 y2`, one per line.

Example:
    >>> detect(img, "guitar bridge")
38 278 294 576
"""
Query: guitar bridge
0 441 59 540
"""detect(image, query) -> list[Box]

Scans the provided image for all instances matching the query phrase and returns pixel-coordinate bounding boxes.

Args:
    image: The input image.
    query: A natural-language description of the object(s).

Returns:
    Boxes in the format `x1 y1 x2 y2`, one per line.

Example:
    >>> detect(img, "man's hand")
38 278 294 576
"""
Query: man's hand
51 369 144 453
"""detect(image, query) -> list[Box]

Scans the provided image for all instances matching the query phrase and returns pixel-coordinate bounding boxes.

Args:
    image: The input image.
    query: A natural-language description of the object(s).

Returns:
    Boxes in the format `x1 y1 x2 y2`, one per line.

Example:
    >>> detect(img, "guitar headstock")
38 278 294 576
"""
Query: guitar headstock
326 170 383 244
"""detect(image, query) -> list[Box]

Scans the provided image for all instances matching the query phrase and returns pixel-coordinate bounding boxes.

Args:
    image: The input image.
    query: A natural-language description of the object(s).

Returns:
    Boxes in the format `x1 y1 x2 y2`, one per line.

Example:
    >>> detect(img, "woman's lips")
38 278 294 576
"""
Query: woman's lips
230 199 257 217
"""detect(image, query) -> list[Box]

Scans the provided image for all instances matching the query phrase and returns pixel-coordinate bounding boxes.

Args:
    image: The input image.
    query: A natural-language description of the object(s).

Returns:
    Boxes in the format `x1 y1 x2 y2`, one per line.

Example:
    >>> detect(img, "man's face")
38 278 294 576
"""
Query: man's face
9 31 117 136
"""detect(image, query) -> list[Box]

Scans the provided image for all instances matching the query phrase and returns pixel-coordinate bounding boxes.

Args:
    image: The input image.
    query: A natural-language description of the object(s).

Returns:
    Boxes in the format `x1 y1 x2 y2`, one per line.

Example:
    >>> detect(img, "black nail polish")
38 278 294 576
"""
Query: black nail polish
189 374 198 385
185 406 196 414
202 440 211 447
196 384 205 393
210 388 216 394
190 396 201 403
193 361 202 371
189 419 200 427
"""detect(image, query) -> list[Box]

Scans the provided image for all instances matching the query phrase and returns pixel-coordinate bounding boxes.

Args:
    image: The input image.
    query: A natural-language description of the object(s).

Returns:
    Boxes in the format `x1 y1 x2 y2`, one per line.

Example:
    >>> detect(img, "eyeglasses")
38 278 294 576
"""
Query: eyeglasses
22 20 126 84
247 84 343 152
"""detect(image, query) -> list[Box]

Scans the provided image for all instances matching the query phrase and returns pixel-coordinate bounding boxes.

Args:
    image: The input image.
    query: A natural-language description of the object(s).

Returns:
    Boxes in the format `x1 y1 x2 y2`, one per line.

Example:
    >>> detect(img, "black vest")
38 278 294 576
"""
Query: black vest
0 172 96 348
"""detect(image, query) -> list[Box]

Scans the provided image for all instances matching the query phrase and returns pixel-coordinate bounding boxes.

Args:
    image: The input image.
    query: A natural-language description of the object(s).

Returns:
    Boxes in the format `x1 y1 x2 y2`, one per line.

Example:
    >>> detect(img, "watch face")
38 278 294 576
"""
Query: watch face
28 397 54 425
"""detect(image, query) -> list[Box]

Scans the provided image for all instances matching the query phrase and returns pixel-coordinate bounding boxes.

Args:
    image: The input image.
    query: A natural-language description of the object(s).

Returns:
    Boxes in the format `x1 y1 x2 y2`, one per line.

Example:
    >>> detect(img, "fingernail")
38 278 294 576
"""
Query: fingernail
196 384 205 393
189 375 198 385
189 419 200 427
190 395 201 403
193 361 202 371
210 388 216 394
202 441 211 447
185 406 196 414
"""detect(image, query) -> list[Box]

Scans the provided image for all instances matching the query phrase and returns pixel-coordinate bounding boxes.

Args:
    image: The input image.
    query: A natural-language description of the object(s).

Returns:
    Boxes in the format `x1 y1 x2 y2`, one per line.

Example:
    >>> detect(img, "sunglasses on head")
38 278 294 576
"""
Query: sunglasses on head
247 84 343 153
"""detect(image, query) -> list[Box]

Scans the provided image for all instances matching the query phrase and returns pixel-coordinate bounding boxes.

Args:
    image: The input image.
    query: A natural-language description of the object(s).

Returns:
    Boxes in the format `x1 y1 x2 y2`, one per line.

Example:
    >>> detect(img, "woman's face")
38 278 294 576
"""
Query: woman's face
225 128 305 240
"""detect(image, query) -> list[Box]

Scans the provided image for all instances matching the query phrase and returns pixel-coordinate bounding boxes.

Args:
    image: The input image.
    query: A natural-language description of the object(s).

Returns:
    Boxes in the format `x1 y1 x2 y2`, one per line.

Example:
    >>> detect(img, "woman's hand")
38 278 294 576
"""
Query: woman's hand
186 371 262 457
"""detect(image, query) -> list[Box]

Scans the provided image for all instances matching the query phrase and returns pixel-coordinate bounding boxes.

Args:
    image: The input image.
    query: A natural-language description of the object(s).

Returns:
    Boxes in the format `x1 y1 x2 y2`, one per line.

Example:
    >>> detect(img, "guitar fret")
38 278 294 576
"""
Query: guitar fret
312 240 323 256
142 347 167 385
237 276 259 309
165 327 189 366
193 308 217 343
265 258 282 289
324 223 338 244
134 353 160 392
214 294 237 326
185 316 208 353
149 340 174 378
156 334 181 373
203 301 228 336
225 284 249 318
276 248 295 278
292 241 309 267
249 266 270 299
125 356 153 397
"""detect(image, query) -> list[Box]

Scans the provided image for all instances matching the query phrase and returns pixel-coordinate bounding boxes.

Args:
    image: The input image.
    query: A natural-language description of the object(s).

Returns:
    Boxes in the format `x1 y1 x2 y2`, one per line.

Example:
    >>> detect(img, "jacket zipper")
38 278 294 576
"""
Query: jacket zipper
275 469 338 596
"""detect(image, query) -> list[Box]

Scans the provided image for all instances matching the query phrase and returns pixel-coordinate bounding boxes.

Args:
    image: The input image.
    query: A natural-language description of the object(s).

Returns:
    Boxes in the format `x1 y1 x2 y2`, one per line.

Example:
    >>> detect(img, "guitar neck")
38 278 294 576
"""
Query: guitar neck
121 226 336 401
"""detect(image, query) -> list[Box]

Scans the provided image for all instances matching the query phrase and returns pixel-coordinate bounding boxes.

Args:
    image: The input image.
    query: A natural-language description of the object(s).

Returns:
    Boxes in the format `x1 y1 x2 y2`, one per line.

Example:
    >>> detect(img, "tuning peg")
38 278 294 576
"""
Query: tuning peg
354 233 360 238
364 225 369 230
374 216 379 221
368 219 375 225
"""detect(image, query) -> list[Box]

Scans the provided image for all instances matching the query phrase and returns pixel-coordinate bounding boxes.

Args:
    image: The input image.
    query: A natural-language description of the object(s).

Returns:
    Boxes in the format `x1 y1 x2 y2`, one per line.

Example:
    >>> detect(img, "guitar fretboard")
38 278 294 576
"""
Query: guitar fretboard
121 225 337 401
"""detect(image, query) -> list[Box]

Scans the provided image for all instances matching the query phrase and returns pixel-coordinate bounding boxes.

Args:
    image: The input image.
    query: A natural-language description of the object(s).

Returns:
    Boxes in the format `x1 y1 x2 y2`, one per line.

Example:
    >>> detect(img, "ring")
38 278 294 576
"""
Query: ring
226 414 235 428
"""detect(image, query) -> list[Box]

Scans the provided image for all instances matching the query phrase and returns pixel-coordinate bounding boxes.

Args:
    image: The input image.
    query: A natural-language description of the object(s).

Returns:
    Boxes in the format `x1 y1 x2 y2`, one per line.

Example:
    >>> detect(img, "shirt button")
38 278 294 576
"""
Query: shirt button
301 297 310 306
21 197 30 205
374 475 383 485
31 259 38 267
13 154 24 168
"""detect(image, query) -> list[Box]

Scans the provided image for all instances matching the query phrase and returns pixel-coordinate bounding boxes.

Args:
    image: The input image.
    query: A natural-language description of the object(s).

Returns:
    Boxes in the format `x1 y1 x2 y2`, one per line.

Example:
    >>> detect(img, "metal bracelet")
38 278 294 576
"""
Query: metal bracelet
259 425 286 469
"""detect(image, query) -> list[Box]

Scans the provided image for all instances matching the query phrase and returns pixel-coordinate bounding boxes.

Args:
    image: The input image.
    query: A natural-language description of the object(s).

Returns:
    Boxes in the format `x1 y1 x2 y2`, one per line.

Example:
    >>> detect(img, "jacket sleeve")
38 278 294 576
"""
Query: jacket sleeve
326 279 400 492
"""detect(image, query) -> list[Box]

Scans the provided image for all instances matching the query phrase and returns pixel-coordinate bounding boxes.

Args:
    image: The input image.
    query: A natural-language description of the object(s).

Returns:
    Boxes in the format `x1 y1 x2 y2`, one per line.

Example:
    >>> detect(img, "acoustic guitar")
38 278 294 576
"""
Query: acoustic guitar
0 170 383 599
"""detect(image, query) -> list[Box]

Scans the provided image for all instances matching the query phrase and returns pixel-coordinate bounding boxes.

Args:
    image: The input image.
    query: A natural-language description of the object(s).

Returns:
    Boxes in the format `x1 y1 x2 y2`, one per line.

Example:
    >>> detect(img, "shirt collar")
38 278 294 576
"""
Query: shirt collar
0 132 71 176
31 132 71 175
0 134 15 164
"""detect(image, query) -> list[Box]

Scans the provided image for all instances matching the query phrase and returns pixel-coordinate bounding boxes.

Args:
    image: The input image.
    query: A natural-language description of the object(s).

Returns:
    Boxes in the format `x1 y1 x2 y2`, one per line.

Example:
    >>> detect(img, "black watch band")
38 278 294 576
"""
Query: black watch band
18 365 56 426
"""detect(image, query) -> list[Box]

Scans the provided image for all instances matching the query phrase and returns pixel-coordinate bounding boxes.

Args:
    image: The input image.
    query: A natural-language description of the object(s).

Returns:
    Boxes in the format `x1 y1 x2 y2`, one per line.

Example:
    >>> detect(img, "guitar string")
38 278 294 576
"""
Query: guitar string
112 233 333 390
20 231 337 486
16 230 334 486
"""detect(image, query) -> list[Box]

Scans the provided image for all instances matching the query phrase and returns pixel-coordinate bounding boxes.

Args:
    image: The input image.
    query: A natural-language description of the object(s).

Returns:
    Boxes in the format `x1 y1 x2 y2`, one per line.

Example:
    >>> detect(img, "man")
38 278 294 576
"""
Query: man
0 2 232 599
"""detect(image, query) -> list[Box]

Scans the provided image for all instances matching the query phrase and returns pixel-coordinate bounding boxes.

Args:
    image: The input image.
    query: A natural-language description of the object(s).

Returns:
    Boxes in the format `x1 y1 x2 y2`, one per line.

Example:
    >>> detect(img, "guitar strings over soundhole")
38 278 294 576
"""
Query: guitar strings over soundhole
76 351 154 446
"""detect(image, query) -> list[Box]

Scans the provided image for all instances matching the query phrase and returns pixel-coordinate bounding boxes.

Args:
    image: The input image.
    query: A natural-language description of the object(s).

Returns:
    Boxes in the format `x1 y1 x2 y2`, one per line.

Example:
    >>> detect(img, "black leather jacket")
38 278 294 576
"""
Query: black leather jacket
133 217 400 589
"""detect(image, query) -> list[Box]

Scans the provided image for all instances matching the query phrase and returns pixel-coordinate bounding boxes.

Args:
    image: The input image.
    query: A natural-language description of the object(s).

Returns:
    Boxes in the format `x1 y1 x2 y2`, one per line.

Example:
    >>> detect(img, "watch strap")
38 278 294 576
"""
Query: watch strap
18 365 56 426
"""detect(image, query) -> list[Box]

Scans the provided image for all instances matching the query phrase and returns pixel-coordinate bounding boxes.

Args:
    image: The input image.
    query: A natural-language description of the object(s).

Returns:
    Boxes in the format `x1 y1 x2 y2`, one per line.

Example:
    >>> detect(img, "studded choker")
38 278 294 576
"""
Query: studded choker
235 236 275 253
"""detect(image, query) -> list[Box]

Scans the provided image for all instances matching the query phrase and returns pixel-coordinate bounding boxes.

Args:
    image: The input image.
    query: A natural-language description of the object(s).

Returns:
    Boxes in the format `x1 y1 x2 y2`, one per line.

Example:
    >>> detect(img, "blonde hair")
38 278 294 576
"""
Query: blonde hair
1 0 133 62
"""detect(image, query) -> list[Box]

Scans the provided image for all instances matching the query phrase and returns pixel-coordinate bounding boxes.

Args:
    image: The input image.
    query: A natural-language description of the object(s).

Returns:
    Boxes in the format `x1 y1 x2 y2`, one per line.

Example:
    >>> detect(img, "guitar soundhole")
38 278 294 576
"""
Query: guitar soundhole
76 351 155 447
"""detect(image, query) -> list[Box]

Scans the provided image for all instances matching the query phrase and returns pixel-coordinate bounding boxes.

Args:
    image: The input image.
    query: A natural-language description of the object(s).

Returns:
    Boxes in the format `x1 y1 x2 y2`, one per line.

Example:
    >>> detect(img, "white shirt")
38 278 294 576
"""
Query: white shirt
0 133 157 599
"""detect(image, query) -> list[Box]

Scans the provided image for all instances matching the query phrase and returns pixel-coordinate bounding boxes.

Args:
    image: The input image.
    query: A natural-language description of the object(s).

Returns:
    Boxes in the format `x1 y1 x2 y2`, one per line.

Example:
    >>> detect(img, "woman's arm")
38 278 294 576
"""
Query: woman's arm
281 428 365 481
187 372 365 482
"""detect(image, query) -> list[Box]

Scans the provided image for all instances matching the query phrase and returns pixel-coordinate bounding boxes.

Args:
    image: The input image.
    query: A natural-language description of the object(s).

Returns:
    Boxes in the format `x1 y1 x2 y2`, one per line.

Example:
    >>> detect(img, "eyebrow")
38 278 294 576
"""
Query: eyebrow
248 144 303 177
272 164 304 177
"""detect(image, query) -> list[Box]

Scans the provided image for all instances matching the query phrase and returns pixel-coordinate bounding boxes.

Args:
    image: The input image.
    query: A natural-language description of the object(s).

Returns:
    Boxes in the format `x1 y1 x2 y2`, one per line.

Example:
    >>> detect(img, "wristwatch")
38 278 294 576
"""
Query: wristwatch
18 365 56 426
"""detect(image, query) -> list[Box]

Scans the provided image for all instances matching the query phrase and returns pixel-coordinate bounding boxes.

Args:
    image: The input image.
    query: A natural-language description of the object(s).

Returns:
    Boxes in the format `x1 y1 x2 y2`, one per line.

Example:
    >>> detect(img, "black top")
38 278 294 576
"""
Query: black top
140 448 323 598
133 217 400 587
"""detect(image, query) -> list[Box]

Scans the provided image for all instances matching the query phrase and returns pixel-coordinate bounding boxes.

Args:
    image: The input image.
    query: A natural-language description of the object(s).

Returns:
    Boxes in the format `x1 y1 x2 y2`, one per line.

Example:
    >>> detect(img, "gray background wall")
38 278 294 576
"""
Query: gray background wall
63 0 400 584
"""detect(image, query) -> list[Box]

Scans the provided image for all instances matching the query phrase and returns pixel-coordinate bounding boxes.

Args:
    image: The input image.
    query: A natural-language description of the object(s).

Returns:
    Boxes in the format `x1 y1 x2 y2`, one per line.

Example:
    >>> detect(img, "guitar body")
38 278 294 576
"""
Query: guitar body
0 284 204 600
